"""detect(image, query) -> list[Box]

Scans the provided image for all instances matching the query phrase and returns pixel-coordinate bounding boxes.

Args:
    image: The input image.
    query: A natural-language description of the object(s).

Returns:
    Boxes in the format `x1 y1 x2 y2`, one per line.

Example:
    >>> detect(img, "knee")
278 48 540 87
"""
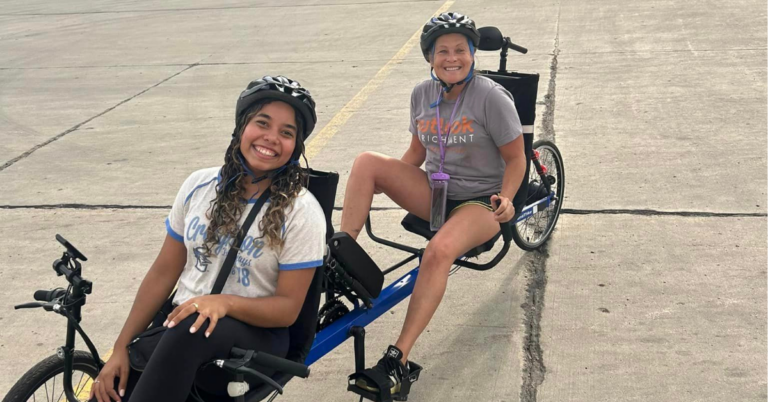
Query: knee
350 151 383 176
163 314 202 345
421 240 456 273
156 314 223 364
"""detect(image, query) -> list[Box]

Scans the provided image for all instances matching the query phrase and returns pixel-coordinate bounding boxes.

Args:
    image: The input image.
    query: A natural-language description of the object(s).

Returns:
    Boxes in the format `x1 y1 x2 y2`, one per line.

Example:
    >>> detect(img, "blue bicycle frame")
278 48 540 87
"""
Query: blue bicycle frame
304 191 555 365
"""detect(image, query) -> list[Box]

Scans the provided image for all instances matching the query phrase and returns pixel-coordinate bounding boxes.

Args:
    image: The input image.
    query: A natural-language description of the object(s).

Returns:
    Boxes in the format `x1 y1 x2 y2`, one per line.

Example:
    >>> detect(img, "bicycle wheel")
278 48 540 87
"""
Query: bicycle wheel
511 140 565 251
3 351 99 402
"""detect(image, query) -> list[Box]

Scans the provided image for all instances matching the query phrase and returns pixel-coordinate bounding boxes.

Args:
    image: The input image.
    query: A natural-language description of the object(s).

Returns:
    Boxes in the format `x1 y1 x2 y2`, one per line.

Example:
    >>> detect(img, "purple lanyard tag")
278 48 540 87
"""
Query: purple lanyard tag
430 171 450 181
435 91 464 175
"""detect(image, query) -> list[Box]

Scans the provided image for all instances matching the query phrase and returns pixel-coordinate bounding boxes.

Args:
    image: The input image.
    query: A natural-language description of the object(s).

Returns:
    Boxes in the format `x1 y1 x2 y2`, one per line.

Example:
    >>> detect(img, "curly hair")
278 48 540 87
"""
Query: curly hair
202 101 308 256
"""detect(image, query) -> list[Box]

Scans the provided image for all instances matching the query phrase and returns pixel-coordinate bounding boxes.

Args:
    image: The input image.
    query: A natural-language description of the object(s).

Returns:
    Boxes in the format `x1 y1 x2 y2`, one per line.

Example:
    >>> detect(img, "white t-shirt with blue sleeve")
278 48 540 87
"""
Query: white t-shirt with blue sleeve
165 167 326 306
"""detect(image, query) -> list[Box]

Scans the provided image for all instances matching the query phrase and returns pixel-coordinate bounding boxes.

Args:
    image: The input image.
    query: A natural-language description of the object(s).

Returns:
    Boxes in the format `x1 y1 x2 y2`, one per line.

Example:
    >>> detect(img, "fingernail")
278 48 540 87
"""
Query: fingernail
120 389 125 397
190 326 196 333
205 332 210 338
162 320 168 327
168 321 175 328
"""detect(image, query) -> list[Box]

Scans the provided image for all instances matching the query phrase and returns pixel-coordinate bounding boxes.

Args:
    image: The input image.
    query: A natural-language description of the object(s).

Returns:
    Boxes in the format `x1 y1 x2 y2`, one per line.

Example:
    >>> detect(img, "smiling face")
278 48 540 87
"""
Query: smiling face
430 33 474 84
238 101 298 176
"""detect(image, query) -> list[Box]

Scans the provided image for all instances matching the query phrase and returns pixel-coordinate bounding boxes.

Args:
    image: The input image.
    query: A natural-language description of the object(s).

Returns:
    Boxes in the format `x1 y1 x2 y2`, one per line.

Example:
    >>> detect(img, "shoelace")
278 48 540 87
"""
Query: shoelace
382 355 403 383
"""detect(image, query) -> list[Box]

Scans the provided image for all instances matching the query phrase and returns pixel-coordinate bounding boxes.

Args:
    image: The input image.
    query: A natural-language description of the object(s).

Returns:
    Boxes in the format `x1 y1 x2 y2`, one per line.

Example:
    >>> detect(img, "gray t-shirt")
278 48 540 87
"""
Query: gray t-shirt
166 167 326 306
409 76 522 200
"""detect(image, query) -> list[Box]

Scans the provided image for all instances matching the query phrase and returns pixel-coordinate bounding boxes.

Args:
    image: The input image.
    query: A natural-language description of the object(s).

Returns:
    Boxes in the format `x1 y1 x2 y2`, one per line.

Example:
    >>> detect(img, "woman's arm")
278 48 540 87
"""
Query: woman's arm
498 135 526 200
168 267 317 334
401 134 427 167
492 135 527 222
113 235 186 349
222 268 316 328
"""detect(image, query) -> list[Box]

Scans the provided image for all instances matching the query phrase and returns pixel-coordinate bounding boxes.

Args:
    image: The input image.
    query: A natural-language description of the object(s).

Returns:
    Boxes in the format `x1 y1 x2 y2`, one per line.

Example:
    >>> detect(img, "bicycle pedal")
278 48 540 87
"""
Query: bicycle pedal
347 383 390 402
393 361 422 400
347 361 422 402
406 361 422 383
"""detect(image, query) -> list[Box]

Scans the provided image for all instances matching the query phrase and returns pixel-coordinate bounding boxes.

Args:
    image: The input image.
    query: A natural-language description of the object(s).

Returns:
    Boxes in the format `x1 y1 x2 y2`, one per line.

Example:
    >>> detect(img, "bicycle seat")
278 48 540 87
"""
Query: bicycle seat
400 214 501 258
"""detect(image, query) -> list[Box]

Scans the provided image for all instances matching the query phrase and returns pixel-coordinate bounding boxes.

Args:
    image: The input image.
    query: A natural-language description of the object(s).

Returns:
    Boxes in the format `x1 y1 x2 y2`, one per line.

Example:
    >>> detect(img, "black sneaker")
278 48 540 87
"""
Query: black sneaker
354 345 408 395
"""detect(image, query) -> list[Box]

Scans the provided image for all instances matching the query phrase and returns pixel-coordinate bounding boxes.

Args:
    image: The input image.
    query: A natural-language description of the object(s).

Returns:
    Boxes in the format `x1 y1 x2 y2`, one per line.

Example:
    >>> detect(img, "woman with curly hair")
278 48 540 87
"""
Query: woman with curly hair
90 76 326 402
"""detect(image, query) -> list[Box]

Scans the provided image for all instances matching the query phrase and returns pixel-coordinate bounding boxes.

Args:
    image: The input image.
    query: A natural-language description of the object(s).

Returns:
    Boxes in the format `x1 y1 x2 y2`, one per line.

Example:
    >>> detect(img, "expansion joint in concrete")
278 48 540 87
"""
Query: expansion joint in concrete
5 206 762 219
561 208 767 218
0 63 199 173
520 246 549 402
519 8 560 401
540 8 560 144
0 204 171 210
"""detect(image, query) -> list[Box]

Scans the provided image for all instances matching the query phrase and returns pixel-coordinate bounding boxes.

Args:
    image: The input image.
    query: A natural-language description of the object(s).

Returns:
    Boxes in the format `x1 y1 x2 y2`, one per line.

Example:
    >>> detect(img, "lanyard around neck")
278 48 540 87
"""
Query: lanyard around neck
435 91 464 173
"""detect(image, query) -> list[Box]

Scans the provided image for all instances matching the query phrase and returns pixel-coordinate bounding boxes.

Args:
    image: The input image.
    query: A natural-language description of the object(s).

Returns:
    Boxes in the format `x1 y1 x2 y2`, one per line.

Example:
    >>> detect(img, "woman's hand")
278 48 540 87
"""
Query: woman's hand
164 295 229 337
490 194 515 223
90 348 129 402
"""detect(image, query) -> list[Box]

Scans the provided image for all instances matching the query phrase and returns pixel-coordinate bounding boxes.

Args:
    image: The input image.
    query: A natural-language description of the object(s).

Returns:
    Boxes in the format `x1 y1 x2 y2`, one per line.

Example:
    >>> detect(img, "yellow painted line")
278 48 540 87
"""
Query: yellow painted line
74 348 113 400
305 0 456 160
76 287 176 399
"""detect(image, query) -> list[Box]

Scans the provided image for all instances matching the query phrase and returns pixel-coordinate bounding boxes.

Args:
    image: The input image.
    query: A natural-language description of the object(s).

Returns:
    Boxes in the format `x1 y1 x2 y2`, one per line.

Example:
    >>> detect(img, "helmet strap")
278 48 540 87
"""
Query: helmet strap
430 61 476 95
236 151 270 184
236 150 300 185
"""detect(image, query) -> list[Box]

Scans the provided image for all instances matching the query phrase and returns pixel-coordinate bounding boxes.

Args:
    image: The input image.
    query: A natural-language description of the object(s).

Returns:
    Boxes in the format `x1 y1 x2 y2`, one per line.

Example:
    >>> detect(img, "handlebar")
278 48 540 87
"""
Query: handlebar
35 288 67 302
15 288 68 310
506 40 528 54
493 198 514 243
500 221 513 243
230 347 310 378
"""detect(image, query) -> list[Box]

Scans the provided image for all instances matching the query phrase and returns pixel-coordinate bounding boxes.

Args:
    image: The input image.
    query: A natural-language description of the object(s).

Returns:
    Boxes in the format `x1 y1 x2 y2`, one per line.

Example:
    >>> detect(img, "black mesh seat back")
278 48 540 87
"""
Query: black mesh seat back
306 169 339 241
286 170 337 360
478 71 539 211
478 71 539 126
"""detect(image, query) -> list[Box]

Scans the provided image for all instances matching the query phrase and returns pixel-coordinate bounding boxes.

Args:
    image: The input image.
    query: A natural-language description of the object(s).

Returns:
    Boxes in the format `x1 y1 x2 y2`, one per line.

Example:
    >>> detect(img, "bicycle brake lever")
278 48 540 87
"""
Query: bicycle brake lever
215 360 284 394
15 302 45 310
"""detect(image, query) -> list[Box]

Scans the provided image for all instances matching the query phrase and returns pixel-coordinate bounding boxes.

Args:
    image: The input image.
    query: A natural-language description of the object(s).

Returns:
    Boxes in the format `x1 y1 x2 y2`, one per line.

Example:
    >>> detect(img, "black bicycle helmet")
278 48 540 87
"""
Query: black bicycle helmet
235 75 317 140
420 12 480 62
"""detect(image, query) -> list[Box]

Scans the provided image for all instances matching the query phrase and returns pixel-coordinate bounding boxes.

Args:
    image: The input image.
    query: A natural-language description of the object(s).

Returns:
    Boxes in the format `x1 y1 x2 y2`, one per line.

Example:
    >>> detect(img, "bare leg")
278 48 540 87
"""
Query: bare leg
394 205 500 362
340 152 432 240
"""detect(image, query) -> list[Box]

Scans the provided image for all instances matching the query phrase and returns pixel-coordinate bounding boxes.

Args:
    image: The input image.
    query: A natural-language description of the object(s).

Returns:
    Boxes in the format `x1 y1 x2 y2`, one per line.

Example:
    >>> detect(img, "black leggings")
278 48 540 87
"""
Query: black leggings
93 313 288 402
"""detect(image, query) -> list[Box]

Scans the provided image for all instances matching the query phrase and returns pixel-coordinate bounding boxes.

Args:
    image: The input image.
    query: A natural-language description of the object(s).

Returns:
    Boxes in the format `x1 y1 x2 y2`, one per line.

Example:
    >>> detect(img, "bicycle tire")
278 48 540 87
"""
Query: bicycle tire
512 140 565 251
3 351 99 402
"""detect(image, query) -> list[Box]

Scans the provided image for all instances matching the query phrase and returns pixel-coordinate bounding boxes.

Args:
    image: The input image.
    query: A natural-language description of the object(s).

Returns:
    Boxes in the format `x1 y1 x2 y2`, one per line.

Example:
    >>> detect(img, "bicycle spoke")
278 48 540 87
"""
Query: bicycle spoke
515 141 563 250
74 370 89 396
56 373 66 402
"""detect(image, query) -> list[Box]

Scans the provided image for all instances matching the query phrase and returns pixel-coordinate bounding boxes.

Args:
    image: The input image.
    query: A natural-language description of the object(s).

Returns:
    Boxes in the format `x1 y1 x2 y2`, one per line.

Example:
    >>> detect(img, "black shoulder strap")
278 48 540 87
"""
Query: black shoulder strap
211 189 271 295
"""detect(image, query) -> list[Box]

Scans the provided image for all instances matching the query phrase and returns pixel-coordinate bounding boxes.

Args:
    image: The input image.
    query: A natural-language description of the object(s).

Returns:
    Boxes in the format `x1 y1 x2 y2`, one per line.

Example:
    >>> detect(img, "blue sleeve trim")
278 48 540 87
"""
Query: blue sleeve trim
279 260 322 271
184 176 219 206
165 218 184 242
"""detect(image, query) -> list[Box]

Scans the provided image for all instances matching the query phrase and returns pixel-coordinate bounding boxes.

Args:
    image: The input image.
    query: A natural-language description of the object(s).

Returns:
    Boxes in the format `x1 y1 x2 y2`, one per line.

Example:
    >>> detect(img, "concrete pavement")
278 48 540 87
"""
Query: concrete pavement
0 0 765 401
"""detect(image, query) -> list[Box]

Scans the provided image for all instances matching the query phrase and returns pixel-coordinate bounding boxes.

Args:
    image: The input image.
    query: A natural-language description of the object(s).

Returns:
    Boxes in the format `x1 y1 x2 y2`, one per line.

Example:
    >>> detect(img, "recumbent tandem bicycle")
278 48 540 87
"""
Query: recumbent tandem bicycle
3 26 564 402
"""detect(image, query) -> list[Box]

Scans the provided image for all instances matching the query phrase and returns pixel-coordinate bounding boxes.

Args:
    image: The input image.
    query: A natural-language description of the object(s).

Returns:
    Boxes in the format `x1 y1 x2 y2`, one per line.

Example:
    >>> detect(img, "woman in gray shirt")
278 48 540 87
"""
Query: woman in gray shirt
341 12 527 398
